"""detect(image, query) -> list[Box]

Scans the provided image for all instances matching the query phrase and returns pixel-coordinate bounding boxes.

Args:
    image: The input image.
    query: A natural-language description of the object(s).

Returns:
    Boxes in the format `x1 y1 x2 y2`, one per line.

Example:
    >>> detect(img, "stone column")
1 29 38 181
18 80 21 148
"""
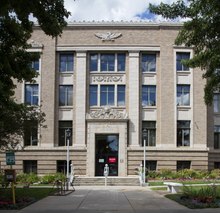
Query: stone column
128 51 140 147
74 51 87 148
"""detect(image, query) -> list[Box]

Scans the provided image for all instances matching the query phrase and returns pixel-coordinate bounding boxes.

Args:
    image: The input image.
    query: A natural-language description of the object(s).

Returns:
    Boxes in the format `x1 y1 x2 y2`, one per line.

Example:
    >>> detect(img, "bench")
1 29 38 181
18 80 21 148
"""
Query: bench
163 182 220 194
163 182 183 193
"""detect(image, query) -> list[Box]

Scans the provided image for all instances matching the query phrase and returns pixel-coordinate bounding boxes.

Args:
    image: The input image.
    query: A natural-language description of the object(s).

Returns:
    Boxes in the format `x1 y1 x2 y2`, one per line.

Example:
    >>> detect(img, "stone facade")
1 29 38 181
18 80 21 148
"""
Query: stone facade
0 22 220 176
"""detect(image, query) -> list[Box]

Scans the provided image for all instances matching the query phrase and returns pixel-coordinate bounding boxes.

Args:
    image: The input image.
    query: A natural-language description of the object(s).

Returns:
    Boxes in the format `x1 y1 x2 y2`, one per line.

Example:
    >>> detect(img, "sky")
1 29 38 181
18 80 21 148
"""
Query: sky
64 0 177 22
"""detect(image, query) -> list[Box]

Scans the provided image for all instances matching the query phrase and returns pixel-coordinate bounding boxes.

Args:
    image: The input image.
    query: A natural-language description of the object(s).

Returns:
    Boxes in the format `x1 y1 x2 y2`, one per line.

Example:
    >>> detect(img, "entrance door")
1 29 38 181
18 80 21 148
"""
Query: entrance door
95 134 119 176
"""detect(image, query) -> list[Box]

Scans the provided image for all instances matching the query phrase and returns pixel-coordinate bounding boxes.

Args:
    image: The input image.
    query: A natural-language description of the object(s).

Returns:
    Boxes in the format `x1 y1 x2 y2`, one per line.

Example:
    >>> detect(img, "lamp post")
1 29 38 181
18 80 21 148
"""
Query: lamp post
142 128 147 186
65 128 71 191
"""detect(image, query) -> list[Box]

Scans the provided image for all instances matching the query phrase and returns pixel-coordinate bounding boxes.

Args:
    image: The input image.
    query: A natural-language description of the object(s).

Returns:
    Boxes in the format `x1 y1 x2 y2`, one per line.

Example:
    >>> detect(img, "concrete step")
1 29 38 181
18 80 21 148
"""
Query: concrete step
73 176 140 186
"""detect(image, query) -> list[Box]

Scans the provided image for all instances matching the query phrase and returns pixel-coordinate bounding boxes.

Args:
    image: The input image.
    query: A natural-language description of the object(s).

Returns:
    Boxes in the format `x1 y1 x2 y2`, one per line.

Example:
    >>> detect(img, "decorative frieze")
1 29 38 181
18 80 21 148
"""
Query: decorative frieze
95 32 122 41
91 75 123 83
87 107 128 120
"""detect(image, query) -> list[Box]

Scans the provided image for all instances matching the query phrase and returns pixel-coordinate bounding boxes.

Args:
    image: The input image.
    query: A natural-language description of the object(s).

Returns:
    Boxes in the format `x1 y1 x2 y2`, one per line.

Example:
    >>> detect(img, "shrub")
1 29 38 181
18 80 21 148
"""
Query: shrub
158 169 176 179
41 174 56 184
209 169 220 179
16 173 40 185
176 169 198 179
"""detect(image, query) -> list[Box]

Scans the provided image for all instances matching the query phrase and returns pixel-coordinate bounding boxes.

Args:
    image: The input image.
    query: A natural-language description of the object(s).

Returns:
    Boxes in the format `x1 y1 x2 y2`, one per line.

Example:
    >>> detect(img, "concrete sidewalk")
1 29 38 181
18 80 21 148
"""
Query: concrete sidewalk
1 186 220 213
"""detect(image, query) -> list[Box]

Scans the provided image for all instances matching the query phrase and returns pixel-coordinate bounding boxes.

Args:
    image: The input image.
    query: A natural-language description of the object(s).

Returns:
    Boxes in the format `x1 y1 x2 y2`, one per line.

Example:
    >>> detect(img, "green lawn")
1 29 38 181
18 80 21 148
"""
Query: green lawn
0 187 57 210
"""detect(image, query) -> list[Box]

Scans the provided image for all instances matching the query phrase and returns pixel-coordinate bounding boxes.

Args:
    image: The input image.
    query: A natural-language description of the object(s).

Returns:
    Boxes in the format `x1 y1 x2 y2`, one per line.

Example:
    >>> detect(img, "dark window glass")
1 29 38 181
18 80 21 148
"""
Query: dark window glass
214 162 220 169
176 52 190 71
100 85 115 106
25 84 39 105
23 160 37 174
59 85 73 106
142 85 156 106
117 85 125 106
90 54 98 71
142 54 156 72
58 121 72 146
142 160 157 171
177 121 190 146
57 160 71 175
101 54 115 72
24 121 38 146
90 85 98 106
117 53 126 72
177 161 191 171
214 126 220 149
59 53 74 72
30 60 39 71
142 121 156 146
177 85 190 106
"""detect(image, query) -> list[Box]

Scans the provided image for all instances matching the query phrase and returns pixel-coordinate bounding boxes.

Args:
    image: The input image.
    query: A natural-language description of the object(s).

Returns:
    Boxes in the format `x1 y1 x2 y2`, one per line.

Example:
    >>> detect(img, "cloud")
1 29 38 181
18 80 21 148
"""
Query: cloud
65 0 177 22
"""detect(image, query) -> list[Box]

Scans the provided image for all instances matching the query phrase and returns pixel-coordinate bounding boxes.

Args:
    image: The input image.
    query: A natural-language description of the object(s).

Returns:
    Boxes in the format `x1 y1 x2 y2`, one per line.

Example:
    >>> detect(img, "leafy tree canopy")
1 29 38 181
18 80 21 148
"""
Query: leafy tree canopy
149 0 220 105
0 0 70 151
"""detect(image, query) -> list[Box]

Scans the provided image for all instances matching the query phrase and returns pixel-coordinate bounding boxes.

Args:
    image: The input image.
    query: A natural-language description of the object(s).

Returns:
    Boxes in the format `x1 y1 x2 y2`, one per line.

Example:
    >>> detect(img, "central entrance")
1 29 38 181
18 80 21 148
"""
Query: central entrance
95 134 119 176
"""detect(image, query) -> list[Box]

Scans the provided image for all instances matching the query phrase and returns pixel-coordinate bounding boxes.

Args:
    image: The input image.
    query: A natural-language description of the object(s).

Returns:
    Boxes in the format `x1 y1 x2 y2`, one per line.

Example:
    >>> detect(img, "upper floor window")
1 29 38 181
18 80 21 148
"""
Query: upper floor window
30 59 39 72
90 85 125 107
214 93 220 113
176 52 190 71
142 85 156 106
100 85 115 106
59 53 74 72
25 84 39 105
177 85 190 106
214 125 220 149
89 53 126 72
59 85 73 106
177 120 190 147
58 121 72 146
24 121 38 146
142 121 156 146
142 54 156 72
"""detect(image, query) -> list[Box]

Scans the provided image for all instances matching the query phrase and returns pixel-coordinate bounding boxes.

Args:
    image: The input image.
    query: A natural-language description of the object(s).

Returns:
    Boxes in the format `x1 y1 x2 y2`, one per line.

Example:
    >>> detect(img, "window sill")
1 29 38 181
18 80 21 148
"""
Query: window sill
90 71 125 74
177 105 191 110
59 106 73 110
176 71 191 74
59 72 74 75
142 106 156 109
142 71 157 76
89 106 126 109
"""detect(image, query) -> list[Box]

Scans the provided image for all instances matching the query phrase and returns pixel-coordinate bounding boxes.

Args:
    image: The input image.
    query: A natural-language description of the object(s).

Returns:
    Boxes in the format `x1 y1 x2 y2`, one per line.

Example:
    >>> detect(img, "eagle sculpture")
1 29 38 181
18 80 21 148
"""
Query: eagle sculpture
95 32 122 41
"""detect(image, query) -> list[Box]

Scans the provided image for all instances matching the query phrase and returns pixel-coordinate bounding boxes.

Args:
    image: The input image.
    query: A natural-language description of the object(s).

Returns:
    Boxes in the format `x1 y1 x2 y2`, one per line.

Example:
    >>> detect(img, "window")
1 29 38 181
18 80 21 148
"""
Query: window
177 121 190 147
90 53 98 71
214 93 220 113
142 54 156 72
25 84 39 105
89 53 126 72
214 162 220 169
59 85 73 106
214 126 220 149
177 161 191 171
177 85 190 106
100 85 115 106
57 160 72 175
176 52 190 71
58 121 72 146
59 53 74 72
89 85 98 106
142 121 156 146
23 160 37 174
142 85 156 106
142 160 157 171
30 59 39 72
24 121 38 146
117 53 126 72
117 85 125 106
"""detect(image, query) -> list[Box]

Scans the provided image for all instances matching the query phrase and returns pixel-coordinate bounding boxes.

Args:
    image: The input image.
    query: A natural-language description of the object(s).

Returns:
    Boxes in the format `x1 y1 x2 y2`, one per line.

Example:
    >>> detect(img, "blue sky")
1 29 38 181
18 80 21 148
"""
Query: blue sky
64 0 176 22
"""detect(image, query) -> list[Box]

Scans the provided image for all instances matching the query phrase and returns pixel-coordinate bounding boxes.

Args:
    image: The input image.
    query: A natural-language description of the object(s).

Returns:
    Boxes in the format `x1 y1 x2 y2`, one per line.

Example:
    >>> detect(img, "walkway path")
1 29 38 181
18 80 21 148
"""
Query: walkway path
1 186 220 213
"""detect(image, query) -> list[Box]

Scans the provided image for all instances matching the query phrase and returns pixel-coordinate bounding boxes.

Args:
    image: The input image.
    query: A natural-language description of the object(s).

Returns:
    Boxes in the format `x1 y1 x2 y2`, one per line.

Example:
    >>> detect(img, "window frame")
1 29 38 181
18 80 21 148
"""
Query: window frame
59 53 74 72
177 85 190 106
142 121 156 147
141 53 156 72
177 120 191 147
58 121 72 146
176 52 190 71
177 161 191 171
100 85 115 106
214 125 220 149
59 85 73 106
142 85 156 107
23 160 37 174
24 121 38 146
25 84 39 106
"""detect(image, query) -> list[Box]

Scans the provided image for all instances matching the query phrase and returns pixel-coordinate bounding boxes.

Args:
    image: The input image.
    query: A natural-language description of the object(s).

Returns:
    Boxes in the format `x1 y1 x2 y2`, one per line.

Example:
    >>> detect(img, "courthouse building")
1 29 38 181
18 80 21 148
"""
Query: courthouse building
1 21 220 177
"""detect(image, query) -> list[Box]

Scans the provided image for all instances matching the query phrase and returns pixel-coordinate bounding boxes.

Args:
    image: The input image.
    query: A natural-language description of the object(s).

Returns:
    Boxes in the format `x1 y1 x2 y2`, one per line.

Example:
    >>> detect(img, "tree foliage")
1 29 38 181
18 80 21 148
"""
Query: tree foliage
149 0 220 104
0 0 70 151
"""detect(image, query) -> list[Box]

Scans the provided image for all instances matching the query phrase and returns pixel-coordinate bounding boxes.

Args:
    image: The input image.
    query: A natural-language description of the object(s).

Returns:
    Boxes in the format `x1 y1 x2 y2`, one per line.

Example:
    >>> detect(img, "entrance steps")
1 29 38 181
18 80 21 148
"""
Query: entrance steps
73 176 140 186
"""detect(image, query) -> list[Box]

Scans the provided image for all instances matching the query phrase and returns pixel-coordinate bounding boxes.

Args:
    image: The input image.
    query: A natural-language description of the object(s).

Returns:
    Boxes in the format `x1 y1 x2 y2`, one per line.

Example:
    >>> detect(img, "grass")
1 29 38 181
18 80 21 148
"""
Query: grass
0 187 57 210
151 187 167 191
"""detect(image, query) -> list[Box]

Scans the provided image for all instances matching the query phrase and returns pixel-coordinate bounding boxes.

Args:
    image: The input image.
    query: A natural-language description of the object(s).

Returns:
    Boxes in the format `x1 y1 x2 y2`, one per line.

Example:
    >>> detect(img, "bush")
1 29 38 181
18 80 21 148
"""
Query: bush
41 173 66 184
209 169 220 179
176 169 198 179
16 173 40 186
158 169 176 179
